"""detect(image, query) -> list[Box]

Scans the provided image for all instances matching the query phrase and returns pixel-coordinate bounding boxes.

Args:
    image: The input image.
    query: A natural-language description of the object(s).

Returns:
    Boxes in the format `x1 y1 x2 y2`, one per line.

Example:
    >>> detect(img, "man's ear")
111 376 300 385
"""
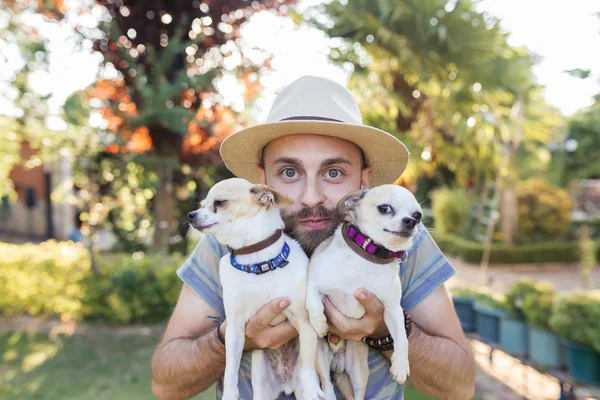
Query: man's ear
337 189 368 215
251 184 294 209
360 166 373 190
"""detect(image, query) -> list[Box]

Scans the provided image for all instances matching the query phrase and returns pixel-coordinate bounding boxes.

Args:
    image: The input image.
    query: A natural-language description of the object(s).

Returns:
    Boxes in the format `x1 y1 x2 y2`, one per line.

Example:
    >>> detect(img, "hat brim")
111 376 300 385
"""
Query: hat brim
219 120 410 187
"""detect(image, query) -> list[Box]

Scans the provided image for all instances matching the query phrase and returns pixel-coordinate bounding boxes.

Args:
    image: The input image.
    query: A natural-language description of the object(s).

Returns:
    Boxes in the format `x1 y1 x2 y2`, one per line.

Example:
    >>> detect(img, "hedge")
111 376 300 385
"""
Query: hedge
0 241 185 324
431 232 600 264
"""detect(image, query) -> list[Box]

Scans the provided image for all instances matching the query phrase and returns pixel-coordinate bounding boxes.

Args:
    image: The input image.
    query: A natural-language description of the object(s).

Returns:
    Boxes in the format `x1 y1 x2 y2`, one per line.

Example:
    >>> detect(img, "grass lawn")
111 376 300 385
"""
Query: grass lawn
0 329 439 399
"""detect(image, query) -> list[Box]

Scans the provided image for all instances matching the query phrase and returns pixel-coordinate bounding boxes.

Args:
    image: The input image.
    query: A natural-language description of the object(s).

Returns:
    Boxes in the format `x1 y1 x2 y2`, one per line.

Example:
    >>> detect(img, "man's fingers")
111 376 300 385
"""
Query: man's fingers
324 297 355 332
355 289 384 316
265 320 298 349
249 297 290 328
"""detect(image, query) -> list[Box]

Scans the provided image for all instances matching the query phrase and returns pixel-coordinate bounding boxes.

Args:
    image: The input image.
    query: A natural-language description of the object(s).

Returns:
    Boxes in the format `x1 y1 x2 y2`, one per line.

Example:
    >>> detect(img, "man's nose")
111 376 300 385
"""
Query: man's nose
299 179 326 208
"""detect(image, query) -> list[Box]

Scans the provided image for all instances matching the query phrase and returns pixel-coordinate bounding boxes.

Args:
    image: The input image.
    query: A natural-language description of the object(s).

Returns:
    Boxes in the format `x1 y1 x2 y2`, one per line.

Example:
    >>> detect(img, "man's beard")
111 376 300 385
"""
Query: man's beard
281 206 345 256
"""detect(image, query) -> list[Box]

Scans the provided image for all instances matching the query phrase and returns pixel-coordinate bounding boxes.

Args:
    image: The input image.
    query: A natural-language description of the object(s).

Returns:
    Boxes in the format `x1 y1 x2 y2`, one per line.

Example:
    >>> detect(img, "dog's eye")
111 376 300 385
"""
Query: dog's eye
377 205 394 215
213 200 227 212
412 211 422 221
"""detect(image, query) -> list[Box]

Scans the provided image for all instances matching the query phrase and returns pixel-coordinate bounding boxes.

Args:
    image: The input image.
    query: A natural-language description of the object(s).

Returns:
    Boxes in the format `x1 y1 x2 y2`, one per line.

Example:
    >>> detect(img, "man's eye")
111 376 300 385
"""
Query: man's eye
281 168 297 178
326 169 343 179
377 205 394 215
412 211 423 221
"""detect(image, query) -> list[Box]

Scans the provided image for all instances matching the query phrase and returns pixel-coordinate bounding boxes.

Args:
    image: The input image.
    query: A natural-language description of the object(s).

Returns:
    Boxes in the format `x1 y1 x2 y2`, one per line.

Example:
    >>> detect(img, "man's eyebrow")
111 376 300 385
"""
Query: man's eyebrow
273 157 303 167
320 157 353 169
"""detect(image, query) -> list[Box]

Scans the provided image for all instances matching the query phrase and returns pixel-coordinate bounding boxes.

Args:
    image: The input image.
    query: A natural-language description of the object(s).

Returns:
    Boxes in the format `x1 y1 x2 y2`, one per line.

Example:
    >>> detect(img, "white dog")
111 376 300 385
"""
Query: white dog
188 178 326 400
307 185 422 399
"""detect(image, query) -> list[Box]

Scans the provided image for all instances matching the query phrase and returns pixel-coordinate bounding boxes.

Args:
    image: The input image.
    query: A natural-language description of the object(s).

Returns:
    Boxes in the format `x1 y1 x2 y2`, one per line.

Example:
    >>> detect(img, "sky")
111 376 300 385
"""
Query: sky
1 0 599 122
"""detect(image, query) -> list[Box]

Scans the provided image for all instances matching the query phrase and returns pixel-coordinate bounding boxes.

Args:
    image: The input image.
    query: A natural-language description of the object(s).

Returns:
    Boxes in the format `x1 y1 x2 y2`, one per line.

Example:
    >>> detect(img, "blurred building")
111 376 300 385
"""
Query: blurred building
1 142 75 241
571 179 600 221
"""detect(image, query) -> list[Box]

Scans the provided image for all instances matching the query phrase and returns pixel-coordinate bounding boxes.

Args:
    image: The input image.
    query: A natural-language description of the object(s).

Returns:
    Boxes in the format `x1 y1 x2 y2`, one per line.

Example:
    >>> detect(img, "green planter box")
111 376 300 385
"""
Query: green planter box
500 317 528 357
528 327 562 369
453 297 476 332
474 302 505 344
561 339 600 385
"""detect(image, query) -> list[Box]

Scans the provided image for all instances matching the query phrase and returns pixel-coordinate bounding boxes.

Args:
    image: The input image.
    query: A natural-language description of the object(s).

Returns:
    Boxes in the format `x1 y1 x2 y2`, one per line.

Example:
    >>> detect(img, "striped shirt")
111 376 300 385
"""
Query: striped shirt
177 223 455 400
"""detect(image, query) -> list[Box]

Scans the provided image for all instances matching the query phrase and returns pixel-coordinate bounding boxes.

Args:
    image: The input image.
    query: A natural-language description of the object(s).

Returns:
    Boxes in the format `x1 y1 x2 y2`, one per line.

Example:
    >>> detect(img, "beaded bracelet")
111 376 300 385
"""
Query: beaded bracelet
361 310 412 352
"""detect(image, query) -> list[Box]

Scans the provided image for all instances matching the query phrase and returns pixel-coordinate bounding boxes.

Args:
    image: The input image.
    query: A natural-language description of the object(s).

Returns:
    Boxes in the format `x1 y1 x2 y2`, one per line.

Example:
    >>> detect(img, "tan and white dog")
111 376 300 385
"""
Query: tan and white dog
188 178 325 400
307 185 422 400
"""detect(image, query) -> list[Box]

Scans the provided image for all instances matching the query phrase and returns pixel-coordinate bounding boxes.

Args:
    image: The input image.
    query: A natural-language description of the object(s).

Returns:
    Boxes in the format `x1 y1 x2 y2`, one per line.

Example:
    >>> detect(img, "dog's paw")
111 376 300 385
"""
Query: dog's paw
323 385 336 400
389 352 410 385
222 386 239 400
301 385 325 400
309 315 329 338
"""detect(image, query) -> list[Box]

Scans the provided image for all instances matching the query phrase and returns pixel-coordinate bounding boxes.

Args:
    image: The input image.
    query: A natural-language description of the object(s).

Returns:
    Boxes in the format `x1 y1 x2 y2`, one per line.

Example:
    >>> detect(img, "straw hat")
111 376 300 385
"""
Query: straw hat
219 75 410 186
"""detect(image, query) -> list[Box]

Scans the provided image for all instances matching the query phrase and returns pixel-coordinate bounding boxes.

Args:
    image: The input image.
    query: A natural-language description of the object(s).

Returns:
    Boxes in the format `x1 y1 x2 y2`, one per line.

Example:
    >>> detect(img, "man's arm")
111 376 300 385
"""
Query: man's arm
386 285 476 400
325 285 475 400
151 284 298 400
151 283 226 400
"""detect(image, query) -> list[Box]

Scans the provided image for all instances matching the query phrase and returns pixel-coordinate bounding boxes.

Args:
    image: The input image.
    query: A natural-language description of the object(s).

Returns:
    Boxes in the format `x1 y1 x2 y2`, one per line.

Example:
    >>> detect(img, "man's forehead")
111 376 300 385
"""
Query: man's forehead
262 134 363 164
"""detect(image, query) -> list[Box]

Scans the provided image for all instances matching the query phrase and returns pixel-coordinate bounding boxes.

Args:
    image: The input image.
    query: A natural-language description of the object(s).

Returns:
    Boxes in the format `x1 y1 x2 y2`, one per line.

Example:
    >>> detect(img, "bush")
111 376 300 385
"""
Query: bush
477 293 507 311
431 188 475 235
451 287 506 309
521 282 556 330
549 291 600 351
516 178 574 242
431 232 600 264
0 241 185 324
505 279 547 319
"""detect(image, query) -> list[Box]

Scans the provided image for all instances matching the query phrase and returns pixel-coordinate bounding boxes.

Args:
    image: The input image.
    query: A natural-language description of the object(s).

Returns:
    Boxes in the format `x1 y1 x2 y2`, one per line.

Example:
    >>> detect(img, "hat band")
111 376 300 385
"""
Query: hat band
280 116 343 123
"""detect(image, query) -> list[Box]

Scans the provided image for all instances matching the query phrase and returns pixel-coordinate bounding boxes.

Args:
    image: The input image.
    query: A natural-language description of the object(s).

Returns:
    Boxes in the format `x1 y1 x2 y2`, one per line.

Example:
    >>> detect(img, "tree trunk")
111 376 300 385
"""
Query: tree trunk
500 95 525 245
152 164 175 252
500 184 517 244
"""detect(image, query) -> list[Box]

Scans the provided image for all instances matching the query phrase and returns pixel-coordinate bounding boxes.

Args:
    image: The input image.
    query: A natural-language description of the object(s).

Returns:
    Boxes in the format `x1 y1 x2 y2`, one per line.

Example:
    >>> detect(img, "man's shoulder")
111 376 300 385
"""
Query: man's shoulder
190 234 228 260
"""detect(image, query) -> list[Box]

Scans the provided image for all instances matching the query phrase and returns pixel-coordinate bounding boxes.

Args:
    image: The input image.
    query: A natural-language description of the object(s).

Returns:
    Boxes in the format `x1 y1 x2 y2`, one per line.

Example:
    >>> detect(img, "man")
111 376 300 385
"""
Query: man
151 76 476 400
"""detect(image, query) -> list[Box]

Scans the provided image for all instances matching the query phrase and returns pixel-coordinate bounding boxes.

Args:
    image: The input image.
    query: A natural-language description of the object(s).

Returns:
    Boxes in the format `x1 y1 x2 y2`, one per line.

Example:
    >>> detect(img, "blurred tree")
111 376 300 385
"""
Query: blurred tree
0 0 63 197
311 0 563 243
85 0 294 252
559 101 600 183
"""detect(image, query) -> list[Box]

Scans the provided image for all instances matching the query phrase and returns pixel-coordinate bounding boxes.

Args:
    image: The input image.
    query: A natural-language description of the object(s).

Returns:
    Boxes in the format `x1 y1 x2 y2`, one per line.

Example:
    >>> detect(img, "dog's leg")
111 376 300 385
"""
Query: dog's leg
251 350 280 400
222 318 245 400
343 341 369 400
383 304 410 384
306 283 328 338
297 320 325 400
316 339 336 400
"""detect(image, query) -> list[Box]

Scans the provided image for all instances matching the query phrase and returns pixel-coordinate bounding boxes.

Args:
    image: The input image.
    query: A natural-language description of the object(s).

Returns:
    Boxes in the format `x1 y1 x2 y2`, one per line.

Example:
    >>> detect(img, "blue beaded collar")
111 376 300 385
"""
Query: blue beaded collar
229 242 290 275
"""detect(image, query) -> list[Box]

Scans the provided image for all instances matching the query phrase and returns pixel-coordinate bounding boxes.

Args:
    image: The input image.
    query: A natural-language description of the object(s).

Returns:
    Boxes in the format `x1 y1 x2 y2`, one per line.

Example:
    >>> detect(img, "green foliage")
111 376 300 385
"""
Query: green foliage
579 225 598 289
521 282 556 330
431 232 600 264
505 279 551 319
314 0 563 188
431 188 474 235
549 291 600 351
450 287 506 311
474 292 508 311
558 102 600 183
0 241 184 324
516 178 574 242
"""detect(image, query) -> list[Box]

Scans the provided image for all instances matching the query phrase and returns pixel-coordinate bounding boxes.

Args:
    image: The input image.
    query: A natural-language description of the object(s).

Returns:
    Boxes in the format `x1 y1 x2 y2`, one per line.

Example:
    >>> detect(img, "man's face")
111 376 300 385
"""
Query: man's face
259 134 372 255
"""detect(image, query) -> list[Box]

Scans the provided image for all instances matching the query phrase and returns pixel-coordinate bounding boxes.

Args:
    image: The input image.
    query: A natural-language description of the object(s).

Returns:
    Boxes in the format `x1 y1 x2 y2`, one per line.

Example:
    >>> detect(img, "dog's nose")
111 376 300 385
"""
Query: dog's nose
402 217 416 229
188 211 198 220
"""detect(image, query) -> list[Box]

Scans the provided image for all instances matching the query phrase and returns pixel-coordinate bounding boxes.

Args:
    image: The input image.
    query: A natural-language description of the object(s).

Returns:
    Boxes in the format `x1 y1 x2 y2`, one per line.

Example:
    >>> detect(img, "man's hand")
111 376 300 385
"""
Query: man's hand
324 289 388 343
224 297 298 351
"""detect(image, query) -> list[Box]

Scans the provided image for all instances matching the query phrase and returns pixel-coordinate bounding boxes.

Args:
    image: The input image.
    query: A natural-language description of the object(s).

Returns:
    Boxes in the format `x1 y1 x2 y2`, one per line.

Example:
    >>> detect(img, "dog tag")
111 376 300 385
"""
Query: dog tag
260 263 270 273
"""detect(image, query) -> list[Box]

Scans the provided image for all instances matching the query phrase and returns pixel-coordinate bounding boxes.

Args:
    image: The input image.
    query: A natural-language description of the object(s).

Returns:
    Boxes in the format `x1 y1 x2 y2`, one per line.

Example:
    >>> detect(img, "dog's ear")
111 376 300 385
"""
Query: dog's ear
337 189 368 214
251 184 294 209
